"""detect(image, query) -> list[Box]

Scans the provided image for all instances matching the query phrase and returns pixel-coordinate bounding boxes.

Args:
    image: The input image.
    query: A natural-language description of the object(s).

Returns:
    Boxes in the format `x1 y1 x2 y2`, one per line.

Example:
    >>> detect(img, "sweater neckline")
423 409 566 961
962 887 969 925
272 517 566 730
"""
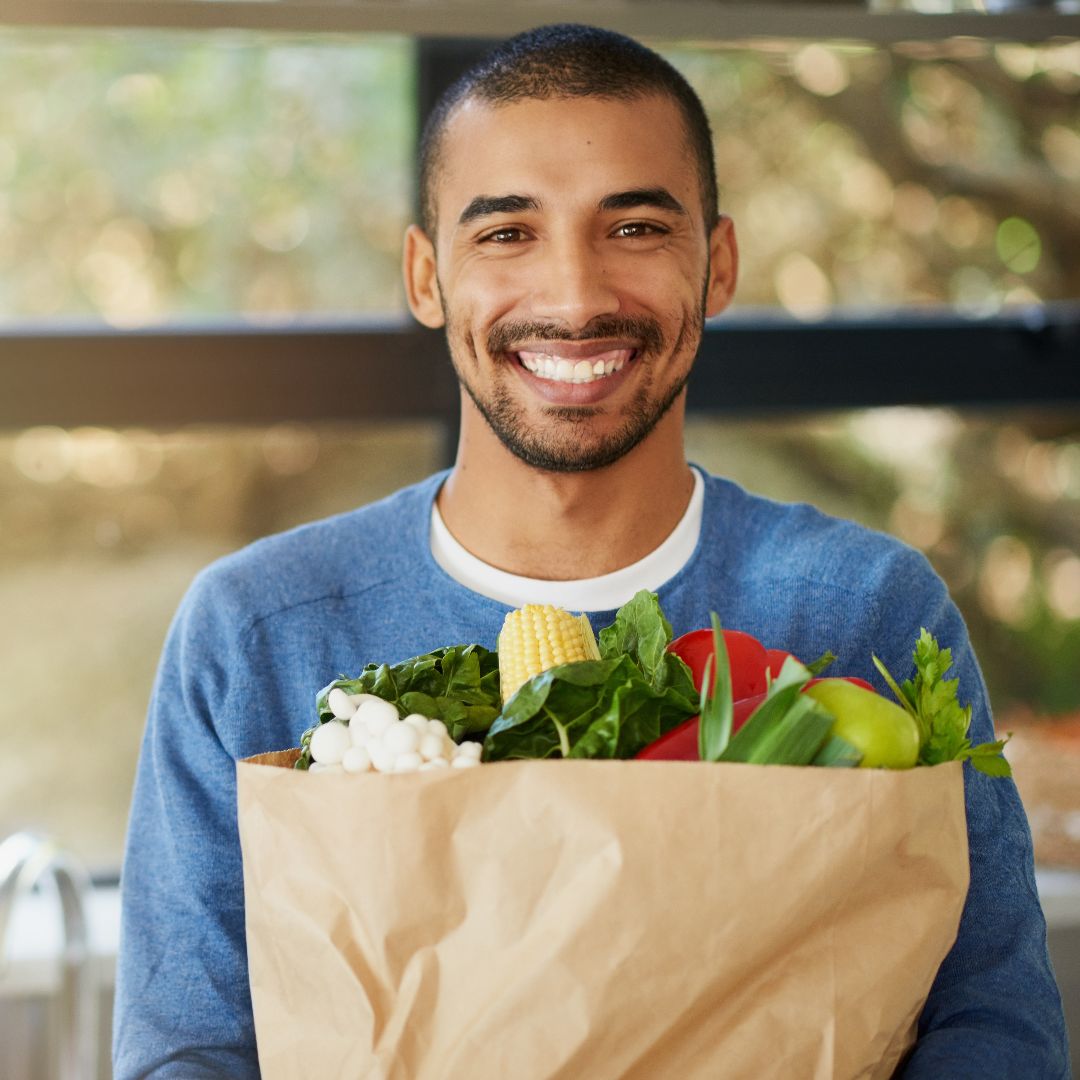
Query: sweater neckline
414 466 717 613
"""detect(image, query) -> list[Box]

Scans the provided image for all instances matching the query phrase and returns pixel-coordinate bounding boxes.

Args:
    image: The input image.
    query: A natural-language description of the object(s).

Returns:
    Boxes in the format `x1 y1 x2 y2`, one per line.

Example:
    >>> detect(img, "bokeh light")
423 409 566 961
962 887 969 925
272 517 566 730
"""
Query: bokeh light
261 423 320 475
978 534 1035 626
12 426 75 483
774 252 832 319
1044 550 1080 622
792 45 850 97
996 217 1041 275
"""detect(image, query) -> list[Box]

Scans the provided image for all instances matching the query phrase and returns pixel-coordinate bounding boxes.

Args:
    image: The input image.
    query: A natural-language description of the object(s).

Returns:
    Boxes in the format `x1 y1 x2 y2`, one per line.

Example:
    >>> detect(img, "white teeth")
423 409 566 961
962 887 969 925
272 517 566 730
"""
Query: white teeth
518 350 631 384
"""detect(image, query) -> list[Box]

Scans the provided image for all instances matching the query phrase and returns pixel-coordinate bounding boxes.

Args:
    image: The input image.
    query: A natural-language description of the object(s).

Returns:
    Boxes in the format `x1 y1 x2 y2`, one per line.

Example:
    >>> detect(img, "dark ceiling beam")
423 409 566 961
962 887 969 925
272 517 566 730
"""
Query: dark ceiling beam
0 322 459 429
2 308 1077 429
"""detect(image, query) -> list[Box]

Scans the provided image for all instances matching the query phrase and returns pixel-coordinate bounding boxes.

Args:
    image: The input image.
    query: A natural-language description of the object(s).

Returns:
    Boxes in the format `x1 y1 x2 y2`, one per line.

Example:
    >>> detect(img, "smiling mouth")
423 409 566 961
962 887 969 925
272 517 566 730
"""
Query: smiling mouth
515 348 636 385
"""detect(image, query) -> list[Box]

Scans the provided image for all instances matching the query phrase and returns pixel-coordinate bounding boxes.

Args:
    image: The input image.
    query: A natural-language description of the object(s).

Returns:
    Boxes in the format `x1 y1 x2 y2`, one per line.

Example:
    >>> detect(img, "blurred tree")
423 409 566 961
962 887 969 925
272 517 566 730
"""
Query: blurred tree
0 30 413 324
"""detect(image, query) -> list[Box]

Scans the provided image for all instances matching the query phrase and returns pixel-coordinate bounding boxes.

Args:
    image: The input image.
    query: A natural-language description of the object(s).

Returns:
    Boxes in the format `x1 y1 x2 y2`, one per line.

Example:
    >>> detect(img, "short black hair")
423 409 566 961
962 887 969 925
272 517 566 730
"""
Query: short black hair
418 24 719 238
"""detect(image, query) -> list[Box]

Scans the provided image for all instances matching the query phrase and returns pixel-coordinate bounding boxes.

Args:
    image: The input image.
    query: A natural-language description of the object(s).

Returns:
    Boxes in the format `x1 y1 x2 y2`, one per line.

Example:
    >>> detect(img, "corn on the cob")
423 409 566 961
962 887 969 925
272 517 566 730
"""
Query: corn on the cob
498 604 602 704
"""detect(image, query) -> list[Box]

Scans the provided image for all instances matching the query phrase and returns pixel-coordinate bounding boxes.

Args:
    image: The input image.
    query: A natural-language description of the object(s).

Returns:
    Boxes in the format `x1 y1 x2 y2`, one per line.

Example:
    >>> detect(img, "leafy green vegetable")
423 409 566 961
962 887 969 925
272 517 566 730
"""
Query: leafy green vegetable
597 589 695 695
873 629 1011 778
698 614 733 762
805 651 837 678
294 726 314 770
485 591 698 761
724 696 837 766
483 656 698 761
718 656 841 767
811 734 863 768
295 643 501 768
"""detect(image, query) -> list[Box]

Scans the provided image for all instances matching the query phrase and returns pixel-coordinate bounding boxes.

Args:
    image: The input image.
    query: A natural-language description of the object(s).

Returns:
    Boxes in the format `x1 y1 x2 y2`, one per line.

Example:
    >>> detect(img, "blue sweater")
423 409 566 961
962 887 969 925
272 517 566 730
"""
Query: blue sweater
113 470 1069 1078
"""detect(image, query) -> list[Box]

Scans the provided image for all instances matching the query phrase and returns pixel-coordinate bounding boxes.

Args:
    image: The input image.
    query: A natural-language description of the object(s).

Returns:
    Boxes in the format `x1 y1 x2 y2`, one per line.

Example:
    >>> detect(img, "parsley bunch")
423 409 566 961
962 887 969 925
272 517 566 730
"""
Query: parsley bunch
874 630 1011 778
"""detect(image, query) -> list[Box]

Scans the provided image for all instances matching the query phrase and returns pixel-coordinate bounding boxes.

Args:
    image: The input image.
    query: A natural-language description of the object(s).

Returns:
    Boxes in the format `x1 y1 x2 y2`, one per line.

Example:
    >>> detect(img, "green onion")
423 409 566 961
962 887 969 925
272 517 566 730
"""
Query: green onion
698 612 733 762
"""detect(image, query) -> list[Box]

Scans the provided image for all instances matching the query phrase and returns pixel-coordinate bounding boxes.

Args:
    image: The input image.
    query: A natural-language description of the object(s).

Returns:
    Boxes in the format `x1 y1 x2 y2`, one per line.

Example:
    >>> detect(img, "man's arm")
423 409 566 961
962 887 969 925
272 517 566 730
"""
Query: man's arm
113 569 260 1079
888 575 1070 1078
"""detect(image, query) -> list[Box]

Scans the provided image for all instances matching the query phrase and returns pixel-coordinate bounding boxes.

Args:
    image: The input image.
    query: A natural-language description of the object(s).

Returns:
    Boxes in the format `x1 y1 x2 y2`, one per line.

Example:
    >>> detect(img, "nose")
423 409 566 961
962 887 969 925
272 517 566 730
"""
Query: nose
526 234 621 332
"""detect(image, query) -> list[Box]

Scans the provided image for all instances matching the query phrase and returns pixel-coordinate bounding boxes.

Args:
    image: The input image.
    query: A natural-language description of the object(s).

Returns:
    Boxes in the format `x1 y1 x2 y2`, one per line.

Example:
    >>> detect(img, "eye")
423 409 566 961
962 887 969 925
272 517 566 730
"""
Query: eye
478 226 528 244
612 221 668 240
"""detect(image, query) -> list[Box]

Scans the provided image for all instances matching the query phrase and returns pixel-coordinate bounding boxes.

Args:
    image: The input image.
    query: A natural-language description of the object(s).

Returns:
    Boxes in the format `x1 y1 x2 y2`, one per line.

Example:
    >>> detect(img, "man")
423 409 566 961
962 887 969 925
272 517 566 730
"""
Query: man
113 23 1069 1078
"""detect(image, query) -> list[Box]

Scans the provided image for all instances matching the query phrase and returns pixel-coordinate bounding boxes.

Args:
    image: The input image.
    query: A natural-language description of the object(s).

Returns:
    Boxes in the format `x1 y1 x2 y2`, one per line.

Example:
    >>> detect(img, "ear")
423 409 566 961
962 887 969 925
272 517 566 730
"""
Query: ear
704 215 738 318
403 224 445 328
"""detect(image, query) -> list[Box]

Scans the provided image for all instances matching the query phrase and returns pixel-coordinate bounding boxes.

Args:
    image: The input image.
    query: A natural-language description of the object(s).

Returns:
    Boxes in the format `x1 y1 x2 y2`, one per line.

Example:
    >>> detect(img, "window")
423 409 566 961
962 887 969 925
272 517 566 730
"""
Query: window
0 29 413 325
667 37 1079 317
1 26 1078 878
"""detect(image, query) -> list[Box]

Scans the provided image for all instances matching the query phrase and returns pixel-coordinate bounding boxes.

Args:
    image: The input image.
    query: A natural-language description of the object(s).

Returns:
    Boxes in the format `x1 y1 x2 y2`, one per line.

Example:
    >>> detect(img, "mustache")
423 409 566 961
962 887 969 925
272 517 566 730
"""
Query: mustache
487 316 665 357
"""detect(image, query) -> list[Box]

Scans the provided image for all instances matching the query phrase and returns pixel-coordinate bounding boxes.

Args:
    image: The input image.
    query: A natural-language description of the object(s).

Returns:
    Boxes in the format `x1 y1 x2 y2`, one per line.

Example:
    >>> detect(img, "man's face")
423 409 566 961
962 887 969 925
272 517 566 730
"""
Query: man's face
406 92 737 473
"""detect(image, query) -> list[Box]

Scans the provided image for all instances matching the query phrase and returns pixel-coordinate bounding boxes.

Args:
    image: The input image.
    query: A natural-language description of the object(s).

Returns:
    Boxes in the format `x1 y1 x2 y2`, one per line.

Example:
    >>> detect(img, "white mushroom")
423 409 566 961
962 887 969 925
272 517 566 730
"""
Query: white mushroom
383 722 420 758
419 732 447 761
327 687 357 720
356 698 399 738
309 720 352 765
455 741 483 761
349 692 383 708
342 745 372 774
367 742 396 774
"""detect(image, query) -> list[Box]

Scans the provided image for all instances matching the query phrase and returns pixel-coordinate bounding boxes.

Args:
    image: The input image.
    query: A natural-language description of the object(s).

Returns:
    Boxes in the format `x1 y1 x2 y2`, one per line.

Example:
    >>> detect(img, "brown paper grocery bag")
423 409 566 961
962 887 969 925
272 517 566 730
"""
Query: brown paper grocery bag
237 752 968 1080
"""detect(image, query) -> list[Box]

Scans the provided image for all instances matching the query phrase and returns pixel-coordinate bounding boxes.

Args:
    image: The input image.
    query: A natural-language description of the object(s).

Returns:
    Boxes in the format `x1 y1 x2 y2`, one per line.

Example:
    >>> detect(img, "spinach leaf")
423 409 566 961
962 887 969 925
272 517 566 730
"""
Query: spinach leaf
598 589 698 699
599 590 665 682
483 655 697 761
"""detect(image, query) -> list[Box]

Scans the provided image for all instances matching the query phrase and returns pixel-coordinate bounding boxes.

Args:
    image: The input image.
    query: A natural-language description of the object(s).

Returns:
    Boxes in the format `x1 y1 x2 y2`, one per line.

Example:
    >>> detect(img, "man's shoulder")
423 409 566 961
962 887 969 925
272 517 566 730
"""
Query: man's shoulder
185 472 445 631
697 469 939 594
686 469 955 680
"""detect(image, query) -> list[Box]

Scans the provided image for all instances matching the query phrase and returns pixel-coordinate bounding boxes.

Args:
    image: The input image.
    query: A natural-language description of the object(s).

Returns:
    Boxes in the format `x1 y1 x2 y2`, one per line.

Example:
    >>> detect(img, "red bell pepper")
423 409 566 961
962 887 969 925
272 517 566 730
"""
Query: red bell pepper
668 627 770 700
765 647 796 679
636 692 765 760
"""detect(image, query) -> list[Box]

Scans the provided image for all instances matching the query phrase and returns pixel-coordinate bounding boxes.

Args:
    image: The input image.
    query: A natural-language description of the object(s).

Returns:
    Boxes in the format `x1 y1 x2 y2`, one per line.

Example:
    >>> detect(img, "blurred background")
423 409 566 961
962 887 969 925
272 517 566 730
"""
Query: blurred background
0 4 1078 1077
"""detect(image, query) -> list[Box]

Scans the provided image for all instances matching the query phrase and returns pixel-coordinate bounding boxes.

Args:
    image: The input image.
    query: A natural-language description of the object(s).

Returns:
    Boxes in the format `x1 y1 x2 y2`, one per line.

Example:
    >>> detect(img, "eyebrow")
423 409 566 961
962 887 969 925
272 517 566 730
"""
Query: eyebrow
598 188 688 216
456 186 689 227
458 194 540 225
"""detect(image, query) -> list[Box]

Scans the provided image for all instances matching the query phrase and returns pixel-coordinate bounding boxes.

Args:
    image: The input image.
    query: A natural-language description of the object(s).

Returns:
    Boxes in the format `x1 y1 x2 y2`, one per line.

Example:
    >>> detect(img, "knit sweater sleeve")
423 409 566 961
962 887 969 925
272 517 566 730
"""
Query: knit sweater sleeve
873 552 1071 1079
112 563 261 1079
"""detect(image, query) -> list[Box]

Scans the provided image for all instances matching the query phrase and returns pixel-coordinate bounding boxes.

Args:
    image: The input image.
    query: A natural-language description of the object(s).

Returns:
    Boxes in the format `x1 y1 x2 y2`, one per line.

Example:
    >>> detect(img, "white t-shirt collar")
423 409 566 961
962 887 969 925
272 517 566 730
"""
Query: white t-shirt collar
429 467 703 612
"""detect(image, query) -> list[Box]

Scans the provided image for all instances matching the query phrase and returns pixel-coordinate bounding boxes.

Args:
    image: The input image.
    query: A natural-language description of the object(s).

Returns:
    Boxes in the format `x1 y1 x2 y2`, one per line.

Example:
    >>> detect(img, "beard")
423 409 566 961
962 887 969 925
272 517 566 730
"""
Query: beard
446 307 704 474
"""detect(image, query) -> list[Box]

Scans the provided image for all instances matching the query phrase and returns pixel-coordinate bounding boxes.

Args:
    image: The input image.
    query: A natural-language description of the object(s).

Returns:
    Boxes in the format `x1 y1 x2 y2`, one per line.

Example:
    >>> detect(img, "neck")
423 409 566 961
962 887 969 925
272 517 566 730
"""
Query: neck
436 397 694 580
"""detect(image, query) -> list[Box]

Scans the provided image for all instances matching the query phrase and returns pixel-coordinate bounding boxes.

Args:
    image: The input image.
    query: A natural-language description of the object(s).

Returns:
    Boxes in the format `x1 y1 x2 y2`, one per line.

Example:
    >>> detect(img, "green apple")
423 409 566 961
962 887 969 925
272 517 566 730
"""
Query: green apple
803 679 920 770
